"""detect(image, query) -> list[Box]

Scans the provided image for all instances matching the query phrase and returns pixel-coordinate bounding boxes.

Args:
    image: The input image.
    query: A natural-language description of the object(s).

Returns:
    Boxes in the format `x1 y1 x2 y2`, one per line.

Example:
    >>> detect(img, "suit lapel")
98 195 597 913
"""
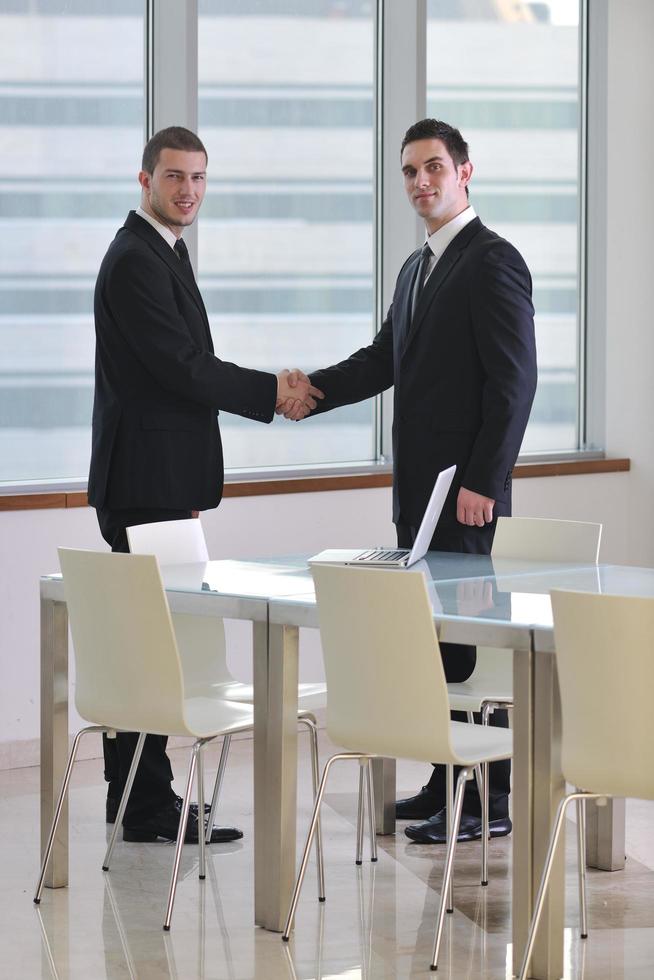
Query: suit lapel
123 212 213 349
401 217 483 356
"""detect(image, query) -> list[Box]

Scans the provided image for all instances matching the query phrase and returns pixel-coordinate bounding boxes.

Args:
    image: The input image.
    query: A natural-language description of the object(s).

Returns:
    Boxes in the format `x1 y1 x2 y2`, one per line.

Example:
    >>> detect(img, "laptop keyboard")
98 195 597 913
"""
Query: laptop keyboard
355 549 407 563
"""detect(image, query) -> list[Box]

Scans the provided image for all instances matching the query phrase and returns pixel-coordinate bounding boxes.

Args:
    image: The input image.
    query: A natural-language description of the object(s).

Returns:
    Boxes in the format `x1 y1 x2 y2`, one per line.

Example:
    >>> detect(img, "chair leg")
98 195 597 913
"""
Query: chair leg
365 760 378 863
431 767 471 971
299 717 325 901
576 795 588 939
163 742 200 931
102 731 147 871
517 793 579 980
283 753 361 941
205 734 231 844
197 742 206 881
34 726 104 903
466 711 485 802
481 759 490 887
356 761 366 866
446 764 454 912
481 703 492 887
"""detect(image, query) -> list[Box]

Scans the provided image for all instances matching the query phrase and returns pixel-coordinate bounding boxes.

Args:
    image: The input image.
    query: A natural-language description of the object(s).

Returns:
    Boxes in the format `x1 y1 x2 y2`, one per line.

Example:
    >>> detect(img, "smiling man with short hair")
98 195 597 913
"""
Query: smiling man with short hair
88 126 322 845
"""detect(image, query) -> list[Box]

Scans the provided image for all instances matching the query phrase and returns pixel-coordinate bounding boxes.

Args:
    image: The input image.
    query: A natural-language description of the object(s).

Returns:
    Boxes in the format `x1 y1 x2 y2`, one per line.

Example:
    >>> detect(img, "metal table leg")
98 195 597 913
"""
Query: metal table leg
586 797 626 871
40 592 69 888
529 654 565 980
513 645 565 980
512 646 534 977
530 649 566 979
371 758 396 835
253 620 299 932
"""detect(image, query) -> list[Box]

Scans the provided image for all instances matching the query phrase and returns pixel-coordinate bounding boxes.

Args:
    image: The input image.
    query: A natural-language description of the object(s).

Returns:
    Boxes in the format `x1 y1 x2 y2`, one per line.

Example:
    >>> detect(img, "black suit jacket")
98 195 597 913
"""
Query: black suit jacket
310 218 537 535
88 211 277 510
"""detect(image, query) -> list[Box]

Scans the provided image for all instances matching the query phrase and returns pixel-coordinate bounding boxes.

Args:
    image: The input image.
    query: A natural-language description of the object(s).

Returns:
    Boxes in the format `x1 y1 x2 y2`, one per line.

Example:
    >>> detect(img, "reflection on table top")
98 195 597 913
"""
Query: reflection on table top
265 557 654 636
165 559 314 598
43 553 654 632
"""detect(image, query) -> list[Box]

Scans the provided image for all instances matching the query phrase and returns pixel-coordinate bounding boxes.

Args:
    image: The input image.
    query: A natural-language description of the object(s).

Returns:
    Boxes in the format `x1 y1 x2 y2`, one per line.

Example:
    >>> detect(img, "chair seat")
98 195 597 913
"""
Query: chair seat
213 680 327 710
449 719 513 766
111 695 254 741
447 680 513 713
183 695 256 739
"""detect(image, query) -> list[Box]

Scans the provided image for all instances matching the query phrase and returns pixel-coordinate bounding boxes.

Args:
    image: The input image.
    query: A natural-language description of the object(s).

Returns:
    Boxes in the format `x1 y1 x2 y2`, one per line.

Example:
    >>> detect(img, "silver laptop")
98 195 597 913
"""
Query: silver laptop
309 464 456 568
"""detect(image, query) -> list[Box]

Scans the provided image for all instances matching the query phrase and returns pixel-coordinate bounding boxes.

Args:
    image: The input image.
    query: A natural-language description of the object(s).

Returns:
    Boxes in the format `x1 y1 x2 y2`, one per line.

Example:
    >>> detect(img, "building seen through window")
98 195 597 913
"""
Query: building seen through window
427 0 581 451
0 0 581 484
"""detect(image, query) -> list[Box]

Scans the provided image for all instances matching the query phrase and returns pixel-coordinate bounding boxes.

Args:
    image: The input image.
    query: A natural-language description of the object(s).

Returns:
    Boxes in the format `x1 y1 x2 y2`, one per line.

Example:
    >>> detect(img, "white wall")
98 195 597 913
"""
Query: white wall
1 0 653 768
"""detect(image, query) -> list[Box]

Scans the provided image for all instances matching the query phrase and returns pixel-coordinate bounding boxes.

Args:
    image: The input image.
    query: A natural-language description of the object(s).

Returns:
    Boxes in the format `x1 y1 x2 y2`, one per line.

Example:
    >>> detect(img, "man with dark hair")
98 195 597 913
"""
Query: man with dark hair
401 117 470 168
284 118 537 843
89 125 321 844
140 124 208 174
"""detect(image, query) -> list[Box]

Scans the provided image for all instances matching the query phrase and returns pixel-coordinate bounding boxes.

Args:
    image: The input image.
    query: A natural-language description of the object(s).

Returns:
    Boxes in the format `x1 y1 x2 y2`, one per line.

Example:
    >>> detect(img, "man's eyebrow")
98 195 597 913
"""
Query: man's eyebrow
401 155 445 172
163 168 207 176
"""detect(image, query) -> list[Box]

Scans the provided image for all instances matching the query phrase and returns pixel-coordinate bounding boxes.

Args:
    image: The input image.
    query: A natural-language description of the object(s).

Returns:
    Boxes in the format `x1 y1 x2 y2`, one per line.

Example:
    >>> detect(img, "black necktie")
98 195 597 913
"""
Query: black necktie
411 241 433 318
174 238 195 280
417 241 433 293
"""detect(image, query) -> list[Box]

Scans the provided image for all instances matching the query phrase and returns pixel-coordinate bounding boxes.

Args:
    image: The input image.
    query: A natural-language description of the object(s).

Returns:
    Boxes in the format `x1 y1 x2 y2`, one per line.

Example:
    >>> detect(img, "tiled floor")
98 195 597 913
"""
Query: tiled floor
1 730 653 979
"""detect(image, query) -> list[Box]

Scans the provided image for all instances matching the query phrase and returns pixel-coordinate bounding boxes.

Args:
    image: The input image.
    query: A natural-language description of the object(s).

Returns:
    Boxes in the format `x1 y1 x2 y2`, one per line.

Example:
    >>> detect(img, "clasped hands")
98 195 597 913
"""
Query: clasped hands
275 369 324 421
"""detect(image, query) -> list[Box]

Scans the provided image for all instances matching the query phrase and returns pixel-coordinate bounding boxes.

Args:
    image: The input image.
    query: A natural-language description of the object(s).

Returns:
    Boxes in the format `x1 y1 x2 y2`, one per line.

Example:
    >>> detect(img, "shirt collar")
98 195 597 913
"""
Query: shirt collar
425 205 477 264
135 206 178 251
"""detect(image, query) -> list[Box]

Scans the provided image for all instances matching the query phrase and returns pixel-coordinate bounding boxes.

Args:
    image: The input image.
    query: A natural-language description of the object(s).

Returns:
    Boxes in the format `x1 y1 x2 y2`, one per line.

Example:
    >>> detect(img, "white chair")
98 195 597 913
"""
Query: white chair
282 564 513 972
518 589 654 979
446 516 602 883
34 548 254 930
126 518 326 847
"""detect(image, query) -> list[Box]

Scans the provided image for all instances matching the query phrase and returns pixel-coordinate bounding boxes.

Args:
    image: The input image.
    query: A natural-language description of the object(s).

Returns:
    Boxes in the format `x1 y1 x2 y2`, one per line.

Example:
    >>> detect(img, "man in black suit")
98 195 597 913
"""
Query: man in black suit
89 126 321 844
285 119 537 843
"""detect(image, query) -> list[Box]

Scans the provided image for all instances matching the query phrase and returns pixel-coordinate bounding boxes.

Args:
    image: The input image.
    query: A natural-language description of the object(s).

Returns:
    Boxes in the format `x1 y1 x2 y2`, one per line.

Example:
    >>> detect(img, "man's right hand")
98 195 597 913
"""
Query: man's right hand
275 369 324 420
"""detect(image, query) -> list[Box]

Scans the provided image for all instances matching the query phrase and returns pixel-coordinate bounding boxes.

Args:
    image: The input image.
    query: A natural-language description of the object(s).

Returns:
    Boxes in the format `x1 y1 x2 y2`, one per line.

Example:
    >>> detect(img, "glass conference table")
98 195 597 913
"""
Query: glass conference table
39 553 654 979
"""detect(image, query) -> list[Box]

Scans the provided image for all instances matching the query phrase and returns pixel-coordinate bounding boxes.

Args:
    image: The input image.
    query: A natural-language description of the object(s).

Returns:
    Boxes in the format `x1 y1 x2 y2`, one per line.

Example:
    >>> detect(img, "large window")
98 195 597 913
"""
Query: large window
0 1 144 484
198 0 376 469
427 0 582 453
0 0 586 487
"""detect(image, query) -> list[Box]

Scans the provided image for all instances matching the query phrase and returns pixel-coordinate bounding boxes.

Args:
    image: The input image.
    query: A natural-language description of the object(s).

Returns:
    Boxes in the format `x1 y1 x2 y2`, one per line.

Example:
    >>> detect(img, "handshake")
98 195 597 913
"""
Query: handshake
275 369 324 421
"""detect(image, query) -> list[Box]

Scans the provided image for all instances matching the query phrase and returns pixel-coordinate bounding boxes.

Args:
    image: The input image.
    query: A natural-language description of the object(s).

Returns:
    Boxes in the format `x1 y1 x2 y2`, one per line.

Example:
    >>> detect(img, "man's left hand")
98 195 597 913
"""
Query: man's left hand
457 487 495 527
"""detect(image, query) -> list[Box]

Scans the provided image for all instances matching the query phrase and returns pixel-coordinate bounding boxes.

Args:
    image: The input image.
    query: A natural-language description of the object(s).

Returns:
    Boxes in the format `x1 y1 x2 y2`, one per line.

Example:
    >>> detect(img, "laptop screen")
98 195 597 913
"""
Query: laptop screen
407 464 457 566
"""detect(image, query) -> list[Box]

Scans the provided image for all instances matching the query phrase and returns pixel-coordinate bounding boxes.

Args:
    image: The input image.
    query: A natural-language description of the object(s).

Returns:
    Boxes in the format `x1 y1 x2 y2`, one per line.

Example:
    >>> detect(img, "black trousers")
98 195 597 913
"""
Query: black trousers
96 506 193 822
396 520 510 819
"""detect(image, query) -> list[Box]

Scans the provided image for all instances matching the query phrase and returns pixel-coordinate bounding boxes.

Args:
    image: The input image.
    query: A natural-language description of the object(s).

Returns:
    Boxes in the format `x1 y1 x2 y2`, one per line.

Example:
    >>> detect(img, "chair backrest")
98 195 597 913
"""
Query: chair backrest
126 518 233 695
311 564 460 764
551 589 654 801
492 516 602 563
472 517 603 688
58 548 192 736
126 518 209 563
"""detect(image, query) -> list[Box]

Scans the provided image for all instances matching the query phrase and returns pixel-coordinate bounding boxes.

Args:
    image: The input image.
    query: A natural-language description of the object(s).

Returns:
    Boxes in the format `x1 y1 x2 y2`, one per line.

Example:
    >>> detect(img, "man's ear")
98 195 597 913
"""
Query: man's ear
138 170 151 192
458 160 473 189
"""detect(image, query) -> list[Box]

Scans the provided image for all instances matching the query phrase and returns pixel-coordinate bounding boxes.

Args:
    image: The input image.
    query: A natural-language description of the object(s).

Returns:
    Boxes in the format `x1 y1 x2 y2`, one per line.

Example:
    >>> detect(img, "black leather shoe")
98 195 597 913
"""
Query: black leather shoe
106 794 211 825
405 807 512 844
395 786 443 821
122 800 242 843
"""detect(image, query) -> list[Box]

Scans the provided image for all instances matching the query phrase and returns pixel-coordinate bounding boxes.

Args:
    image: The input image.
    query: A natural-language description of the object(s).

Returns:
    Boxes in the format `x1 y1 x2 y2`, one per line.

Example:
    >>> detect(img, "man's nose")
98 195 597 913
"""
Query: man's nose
416 169 430 187
181 176 194 196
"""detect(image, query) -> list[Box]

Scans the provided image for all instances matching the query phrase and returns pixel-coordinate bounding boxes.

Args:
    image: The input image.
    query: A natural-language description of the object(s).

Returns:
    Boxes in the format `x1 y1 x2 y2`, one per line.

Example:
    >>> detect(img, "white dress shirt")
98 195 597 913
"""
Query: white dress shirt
422 205 477 283
135 206 178 251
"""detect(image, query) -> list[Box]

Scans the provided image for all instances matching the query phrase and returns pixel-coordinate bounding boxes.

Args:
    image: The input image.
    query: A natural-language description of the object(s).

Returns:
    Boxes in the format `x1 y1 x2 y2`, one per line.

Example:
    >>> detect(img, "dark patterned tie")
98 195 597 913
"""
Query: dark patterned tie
174 237 195 280
411 241 433 317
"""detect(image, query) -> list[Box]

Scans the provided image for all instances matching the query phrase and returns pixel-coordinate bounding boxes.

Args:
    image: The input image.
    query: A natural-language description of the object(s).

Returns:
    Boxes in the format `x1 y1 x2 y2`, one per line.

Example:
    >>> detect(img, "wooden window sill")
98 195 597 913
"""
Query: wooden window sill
0 457 631 512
